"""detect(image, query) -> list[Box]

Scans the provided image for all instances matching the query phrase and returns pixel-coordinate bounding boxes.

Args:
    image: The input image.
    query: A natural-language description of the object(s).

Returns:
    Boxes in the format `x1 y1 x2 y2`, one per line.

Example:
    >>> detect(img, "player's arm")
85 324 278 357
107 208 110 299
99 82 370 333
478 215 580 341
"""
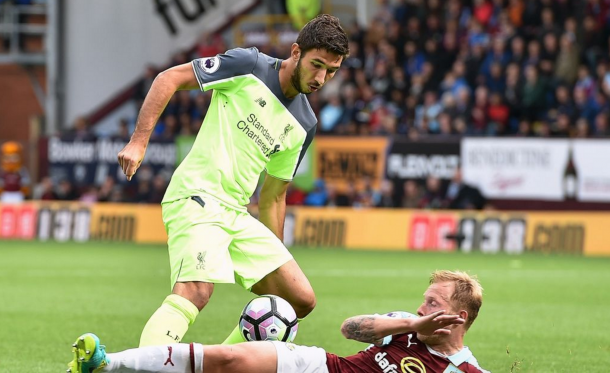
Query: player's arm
340 310 464 345
258 174 289 240
118 63 199 180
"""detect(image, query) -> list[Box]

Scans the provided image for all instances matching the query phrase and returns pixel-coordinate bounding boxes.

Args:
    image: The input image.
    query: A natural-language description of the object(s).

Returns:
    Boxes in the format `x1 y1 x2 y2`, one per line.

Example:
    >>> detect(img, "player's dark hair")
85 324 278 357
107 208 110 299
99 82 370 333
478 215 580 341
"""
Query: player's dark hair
296 14 350 58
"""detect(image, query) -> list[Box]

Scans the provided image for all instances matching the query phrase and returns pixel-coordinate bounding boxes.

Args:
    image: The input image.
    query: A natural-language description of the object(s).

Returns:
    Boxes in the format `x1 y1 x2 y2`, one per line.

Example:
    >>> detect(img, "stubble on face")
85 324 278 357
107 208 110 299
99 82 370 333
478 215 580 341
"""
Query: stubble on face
290 58 307 94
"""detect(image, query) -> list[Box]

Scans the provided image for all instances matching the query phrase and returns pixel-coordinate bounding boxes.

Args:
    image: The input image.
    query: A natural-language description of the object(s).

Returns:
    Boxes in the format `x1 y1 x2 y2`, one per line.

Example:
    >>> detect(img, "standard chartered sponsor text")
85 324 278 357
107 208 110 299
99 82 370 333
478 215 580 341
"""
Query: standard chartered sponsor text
236 113 280 158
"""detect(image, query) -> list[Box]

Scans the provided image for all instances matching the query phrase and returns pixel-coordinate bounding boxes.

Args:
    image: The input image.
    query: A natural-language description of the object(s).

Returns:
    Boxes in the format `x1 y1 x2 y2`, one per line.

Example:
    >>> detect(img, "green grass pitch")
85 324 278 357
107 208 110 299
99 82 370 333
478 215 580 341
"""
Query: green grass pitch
1 241 609 372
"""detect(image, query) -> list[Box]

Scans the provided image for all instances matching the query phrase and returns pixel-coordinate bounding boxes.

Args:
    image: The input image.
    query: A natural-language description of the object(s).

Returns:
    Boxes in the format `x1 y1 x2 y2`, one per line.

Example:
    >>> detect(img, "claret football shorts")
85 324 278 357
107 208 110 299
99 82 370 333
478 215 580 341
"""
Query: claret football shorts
162 194 293 290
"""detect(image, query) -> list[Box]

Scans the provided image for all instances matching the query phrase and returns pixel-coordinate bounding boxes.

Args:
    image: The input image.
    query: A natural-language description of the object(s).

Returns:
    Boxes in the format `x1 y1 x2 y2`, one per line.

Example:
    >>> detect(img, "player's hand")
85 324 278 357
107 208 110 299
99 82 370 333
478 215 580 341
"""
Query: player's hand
413 310 465 336
117 141 147 181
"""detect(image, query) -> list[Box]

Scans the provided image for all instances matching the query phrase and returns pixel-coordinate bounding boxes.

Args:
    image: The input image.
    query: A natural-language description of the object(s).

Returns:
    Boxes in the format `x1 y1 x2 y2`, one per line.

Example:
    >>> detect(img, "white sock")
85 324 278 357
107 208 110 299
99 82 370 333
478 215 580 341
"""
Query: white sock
103 343 203 373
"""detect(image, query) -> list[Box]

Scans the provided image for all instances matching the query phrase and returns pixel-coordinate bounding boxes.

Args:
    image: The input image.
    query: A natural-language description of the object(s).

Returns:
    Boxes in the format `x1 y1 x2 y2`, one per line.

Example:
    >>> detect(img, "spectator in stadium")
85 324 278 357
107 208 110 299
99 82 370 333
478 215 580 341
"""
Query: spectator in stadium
554 85 576 119
79 186 99 204
148 174 168 204
61 116 97 142
487 92 510 134
326 183 355 207
434 112 451 137
484 62 505 93
401 180 423 209
319 95 344 133
373 179 397 208
135 65 158 102
469 86 490 135
554 33 579 85
31 176 56 200
574 117 591 138
108 186 125 203
68 270 487 373
355 176 375 207
593 112 610 137
415 91 442 133
195 32 225 59
116 14 349 348
552 113 572 138
134 179 153 204
113 118 132 142
55 179 78 201
285 183 307 206
419 176 446 209
541 33 559 64
156 114 179 141
304 178 328 207
445 168 486 210
521 65 547 121
97 176 117 203
515 119 534 137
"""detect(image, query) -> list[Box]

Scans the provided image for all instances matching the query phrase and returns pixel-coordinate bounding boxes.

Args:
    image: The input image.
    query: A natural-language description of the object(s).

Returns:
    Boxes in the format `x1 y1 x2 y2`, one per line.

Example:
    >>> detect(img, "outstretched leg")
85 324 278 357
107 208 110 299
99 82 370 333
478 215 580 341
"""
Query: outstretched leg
67 333 278 373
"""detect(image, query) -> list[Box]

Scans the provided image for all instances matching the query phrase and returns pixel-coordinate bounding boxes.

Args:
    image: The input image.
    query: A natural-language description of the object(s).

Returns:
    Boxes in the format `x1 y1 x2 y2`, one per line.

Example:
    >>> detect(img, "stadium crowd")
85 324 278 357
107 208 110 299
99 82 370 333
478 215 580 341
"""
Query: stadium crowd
35 0 610 207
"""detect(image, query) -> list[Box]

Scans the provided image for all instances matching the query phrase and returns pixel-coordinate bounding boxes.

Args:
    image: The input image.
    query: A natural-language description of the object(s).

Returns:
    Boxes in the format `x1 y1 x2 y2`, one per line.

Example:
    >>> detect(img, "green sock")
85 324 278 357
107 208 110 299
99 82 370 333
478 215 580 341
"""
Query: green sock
222 325 246 345
139 294 199 347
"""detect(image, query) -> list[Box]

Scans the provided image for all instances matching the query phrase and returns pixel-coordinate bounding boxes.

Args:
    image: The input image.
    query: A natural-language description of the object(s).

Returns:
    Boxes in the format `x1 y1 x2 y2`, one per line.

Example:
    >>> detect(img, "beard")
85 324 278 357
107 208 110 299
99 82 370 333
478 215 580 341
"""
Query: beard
290 59 308 94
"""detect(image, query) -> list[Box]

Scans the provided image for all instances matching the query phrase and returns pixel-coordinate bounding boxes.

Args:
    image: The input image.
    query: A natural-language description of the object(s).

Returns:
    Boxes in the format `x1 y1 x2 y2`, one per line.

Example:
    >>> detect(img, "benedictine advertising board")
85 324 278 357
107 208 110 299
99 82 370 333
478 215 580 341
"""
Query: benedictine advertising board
462 138 610 202
461 138 570 201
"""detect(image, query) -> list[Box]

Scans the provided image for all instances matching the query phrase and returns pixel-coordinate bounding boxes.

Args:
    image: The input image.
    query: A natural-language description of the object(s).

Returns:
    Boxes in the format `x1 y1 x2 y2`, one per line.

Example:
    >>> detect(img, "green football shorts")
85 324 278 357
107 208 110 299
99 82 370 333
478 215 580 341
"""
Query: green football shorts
161 194 293 290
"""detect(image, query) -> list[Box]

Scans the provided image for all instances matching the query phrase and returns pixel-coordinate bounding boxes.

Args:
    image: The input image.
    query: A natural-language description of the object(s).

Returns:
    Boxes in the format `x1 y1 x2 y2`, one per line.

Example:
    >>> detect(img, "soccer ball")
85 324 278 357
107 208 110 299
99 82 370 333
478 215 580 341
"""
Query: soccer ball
239 294 298 343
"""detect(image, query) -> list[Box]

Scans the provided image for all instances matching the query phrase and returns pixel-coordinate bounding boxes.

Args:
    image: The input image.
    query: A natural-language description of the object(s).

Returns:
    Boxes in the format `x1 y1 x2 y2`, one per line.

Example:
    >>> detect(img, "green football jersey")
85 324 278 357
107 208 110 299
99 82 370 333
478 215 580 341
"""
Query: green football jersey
162 47 316 211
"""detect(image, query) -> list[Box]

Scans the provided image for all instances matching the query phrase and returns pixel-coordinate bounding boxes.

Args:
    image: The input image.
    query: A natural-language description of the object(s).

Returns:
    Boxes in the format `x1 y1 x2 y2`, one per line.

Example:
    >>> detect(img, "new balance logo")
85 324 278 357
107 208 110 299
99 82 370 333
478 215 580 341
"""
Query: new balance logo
255 97 266 107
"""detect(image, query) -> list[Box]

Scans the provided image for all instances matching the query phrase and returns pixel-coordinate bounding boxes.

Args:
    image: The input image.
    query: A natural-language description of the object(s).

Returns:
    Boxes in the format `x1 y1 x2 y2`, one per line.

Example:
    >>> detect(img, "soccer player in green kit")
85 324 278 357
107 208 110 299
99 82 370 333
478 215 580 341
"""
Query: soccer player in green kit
117 14 349 347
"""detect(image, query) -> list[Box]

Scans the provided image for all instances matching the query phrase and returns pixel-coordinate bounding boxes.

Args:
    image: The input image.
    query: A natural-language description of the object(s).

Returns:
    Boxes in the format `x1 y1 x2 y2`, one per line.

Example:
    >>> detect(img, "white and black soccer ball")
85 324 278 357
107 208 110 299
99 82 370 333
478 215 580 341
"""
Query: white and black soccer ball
239 295 299 343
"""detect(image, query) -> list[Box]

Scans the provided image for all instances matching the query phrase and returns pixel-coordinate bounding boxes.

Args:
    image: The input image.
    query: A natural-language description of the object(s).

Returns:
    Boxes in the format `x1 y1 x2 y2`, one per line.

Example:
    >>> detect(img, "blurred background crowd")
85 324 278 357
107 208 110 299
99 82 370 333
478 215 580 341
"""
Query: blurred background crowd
22 0 610 208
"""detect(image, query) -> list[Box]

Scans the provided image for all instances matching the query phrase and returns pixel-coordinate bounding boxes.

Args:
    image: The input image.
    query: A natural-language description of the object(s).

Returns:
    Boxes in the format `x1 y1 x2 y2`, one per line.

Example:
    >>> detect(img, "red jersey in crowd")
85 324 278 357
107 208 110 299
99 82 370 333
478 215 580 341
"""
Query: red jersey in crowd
0 170 23 192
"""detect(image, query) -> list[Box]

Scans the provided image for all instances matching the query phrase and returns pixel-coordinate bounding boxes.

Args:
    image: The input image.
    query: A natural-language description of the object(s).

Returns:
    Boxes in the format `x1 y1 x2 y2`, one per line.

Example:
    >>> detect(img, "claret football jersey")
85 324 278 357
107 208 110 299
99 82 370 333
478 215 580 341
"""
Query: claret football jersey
326 312 489 373
162 47 316 210
326 333 488 373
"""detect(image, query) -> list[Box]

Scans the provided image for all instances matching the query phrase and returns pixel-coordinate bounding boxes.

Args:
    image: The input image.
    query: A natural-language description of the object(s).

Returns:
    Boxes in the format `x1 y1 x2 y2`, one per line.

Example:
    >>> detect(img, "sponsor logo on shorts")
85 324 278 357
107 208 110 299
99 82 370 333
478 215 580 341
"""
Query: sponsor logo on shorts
196 251 207 270
199 56 220 74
